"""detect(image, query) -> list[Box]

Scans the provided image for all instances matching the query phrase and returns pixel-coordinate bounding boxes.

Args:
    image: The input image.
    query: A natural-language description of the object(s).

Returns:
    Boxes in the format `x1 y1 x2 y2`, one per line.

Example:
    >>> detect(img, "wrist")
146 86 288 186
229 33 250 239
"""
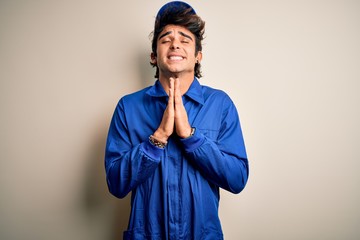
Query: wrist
149 135 167 148
180 127 195 139
153 129 170 143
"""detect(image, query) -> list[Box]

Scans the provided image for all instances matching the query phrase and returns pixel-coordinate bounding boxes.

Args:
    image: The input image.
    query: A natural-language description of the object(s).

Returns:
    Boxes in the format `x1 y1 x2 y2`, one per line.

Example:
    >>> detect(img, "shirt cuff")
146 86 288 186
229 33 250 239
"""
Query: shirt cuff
141 140 164 161
180 128 205 152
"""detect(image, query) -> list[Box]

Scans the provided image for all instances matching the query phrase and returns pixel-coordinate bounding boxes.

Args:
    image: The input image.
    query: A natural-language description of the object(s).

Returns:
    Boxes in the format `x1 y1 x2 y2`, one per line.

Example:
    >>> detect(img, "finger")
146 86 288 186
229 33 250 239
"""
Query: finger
174 78 180 93
168 78 175 107
169 77 175 92
174 78 183 105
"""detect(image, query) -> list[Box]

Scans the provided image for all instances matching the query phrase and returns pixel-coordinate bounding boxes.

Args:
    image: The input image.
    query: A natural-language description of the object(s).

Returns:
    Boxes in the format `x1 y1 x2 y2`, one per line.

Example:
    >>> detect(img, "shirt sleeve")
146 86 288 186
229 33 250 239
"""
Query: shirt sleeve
180 99 249 194
105 100 163 199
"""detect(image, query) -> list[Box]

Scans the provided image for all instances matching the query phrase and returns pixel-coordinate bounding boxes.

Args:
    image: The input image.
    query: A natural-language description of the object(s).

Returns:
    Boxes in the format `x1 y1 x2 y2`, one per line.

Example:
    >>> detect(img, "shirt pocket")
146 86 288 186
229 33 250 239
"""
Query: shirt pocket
198 128 220 142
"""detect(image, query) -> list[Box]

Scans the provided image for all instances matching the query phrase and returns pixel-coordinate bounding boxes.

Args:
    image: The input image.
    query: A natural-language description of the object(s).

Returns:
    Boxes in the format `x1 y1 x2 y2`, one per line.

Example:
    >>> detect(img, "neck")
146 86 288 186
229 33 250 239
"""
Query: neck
159 72 194 95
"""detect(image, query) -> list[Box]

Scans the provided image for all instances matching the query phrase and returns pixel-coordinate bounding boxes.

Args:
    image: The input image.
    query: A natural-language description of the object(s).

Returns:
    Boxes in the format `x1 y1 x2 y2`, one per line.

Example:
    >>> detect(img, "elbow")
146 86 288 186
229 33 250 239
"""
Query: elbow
230 176 248 194
228 167 249 194
110 190 128 199
105 160 131 199
107 180 129 199
106 173 130 199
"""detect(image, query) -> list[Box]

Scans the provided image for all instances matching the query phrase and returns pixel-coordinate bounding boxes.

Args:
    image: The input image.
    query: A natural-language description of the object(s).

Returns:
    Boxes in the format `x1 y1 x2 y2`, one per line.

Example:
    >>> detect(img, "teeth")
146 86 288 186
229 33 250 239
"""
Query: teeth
169 56 183 60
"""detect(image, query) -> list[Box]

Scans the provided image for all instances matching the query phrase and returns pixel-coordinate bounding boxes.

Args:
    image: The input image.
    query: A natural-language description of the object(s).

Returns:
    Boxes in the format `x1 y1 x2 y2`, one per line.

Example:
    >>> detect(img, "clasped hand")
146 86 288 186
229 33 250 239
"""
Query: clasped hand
153 77 192 142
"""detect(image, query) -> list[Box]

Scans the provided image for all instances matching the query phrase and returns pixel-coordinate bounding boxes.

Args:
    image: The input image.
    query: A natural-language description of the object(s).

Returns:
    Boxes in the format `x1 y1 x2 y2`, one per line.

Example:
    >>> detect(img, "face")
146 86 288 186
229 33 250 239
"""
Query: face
153 24 202 78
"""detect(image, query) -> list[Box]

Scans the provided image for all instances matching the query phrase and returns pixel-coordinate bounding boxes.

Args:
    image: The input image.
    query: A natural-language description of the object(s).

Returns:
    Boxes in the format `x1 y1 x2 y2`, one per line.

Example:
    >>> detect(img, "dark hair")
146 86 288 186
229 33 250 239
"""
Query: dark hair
150 7 205 78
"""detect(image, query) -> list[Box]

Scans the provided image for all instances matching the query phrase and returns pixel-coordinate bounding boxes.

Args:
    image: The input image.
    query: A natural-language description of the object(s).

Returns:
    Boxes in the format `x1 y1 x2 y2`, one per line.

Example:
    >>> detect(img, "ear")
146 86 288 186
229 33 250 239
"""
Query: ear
196 51 203 63
150 52 157 64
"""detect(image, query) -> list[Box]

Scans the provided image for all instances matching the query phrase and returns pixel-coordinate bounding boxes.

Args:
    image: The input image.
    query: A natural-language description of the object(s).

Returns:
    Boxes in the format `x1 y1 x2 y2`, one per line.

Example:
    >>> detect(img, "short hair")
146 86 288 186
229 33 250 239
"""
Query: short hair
150 3 205 78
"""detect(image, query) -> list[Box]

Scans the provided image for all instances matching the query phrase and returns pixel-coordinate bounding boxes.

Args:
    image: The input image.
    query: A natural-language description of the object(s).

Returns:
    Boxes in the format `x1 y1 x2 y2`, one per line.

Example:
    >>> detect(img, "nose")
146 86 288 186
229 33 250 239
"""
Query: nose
170 39 180 50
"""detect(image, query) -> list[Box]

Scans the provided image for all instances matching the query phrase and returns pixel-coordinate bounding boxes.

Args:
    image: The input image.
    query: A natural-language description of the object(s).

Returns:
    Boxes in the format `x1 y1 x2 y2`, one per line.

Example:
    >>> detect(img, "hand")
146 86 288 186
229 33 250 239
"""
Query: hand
173 78 192 138
153 77 192 142
153 78 175 142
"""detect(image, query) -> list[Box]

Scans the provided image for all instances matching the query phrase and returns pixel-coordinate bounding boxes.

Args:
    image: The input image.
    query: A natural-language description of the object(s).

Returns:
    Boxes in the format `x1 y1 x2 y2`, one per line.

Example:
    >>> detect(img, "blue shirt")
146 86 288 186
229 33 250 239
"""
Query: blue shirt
105 79 249 240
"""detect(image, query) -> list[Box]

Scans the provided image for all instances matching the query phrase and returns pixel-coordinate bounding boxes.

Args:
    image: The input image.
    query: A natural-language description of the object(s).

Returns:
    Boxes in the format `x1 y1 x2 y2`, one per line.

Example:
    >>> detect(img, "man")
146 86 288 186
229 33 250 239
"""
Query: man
105 1 249 239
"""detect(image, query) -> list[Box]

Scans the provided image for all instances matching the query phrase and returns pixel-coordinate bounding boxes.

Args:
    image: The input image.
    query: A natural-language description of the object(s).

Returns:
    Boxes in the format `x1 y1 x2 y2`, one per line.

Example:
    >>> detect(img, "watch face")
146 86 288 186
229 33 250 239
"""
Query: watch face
190 127 196 136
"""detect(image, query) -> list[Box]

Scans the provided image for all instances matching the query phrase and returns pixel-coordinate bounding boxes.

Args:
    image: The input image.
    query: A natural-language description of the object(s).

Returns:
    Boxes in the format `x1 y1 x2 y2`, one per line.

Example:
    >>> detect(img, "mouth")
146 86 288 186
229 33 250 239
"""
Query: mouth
168 55 185 61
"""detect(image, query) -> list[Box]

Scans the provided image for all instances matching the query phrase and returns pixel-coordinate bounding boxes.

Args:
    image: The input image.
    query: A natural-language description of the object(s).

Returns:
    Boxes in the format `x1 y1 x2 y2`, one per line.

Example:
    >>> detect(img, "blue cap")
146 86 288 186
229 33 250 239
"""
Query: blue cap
156 1 196 20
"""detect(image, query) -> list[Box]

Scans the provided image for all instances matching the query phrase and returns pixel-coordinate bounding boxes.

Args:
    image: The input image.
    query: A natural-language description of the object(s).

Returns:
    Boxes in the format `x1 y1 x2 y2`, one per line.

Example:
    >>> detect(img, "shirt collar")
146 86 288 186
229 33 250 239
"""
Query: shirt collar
184 78 204 105
146 80 168 98
146 78 204 105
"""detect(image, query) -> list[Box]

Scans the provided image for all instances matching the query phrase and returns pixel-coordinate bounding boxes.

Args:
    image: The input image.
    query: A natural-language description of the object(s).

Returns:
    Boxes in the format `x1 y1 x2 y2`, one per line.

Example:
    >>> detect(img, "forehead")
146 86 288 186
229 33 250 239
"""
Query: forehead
159 24 195 38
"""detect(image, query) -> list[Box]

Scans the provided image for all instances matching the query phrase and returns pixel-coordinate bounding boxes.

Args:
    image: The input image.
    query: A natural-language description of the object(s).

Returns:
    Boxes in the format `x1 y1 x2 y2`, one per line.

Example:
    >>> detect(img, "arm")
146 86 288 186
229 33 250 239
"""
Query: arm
180 101 249 194
105 100 163 198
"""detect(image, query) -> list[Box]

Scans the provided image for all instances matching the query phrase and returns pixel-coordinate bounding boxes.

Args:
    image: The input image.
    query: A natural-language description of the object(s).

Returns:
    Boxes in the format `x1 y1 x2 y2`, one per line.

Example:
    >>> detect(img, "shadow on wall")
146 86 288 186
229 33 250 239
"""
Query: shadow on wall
138 48 157 87
81 49 156 239
82 123 131 239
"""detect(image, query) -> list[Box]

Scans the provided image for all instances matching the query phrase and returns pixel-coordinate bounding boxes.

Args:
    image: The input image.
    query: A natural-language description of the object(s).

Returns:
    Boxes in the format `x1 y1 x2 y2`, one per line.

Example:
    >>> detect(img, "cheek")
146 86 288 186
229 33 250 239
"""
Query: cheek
157 48 168 59
187 50 197 60
186 46 197 57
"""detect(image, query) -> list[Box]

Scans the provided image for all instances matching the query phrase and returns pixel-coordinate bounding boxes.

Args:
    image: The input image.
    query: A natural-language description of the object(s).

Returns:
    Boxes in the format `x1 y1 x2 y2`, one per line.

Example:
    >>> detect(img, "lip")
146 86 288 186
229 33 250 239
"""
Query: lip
167 53 185 61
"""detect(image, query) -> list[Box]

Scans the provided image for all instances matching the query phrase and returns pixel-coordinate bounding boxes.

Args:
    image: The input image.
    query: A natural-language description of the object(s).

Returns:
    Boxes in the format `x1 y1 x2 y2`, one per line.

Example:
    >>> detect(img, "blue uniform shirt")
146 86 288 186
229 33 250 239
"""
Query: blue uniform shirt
105 78 249 240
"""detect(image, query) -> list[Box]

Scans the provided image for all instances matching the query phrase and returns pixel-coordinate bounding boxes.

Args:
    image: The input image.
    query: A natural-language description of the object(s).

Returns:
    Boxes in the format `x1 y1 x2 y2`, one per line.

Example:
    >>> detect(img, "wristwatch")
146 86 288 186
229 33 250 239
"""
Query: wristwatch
189 127 196 137
184 127 196 139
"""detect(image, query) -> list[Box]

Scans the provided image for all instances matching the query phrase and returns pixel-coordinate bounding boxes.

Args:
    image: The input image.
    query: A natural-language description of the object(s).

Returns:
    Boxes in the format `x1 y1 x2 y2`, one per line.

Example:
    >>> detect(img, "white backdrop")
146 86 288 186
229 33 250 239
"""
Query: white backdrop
1 0 359 239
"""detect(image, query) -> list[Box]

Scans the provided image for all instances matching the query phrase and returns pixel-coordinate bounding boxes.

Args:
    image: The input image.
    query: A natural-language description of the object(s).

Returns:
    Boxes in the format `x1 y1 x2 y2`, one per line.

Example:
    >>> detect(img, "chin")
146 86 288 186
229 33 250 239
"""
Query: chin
166 68 182 76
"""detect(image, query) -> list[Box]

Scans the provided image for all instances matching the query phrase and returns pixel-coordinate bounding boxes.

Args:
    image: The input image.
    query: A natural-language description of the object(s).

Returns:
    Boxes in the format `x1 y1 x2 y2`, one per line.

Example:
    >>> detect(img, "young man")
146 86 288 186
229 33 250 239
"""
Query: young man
105 1 249 239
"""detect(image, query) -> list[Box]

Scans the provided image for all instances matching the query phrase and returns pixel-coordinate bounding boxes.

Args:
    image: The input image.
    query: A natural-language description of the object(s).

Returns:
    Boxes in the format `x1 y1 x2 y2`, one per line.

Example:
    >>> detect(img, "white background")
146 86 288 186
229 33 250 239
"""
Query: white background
1 0 359 239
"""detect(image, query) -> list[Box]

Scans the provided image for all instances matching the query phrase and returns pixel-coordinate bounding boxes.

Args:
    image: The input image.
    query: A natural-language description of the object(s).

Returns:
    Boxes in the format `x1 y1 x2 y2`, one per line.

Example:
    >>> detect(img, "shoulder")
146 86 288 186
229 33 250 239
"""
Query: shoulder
118 86 152 105
201 84 233 104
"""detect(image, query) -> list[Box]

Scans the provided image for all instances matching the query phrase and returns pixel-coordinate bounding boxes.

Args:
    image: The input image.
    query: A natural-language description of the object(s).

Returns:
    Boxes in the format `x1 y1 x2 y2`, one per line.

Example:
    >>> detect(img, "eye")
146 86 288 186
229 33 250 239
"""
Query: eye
161 39 171 44
180 38 190 44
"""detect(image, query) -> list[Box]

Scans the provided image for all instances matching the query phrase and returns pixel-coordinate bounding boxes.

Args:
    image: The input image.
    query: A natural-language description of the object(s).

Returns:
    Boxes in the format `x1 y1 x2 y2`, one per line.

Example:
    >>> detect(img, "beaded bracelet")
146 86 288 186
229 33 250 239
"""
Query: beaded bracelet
149 135 167 148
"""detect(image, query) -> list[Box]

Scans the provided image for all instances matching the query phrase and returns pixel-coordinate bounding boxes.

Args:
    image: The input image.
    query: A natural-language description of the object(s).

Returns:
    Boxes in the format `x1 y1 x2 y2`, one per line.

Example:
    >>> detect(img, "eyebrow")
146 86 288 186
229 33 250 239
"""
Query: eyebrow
179 31 193 41
159 31 172 40
158 31 193 41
